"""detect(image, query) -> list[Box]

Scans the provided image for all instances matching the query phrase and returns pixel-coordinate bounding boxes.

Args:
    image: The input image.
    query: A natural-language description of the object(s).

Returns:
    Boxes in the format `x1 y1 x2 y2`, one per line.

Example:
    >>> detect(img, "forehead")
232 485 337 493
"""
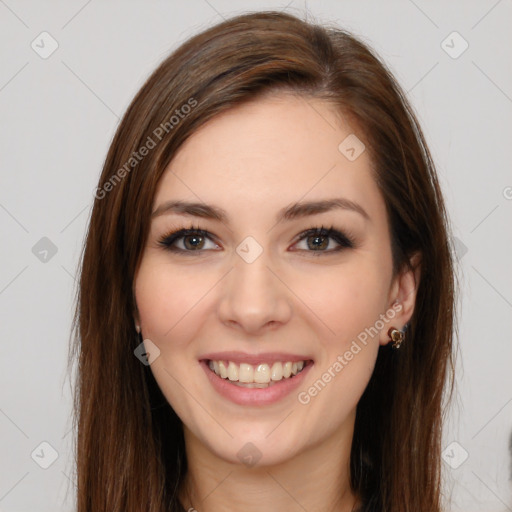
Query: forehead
153 93 383 223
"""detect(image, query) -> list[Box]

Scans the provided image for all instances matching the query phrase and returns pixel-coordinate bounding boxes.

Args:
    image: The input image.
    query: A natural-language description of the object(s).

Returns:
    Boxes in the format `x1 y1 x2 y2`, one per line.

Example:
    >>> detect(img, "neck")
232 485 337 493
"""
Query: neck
178 411 360 512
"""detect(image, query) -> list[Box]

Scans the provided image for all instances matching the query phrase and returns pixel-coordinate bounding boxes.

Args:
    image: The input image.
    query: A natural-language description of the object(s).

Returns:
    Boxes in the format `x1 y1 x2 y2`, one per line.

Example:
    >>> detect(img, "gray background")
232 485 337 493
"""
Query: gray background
0 1 511 511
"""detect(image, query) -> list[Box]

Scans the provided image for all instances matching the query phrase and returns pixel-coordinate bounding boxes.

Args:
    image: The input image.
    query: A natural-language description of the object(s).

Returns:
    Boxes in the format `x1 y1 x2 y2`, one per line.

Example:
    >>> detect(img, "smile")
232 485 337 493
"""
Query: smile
207 359 309 387
200 357 314 406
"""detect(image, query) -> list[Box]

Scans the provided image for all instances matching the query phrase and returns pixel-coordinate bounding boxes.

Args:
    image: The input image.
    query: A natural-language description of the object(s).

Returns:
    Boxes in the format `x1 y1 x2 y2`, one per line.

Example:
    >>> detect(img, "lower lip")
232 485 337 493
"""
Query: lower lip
200 360 313 406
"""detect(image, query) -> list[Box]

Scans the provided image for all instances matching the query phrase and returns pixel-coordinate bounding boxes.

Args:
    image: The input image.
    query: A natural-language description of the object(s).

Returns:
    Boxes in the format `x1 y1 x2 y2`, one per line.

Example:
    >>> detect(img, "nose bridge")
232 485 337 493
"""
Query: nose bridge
218 237 292 332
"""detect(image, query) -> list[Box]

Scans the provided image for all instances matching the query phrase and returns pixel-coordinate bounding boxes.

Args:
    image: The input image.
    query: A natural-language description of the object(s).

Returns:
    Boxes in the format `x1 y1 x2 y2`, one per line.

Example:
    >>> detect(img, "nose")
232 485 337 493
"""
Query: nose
217 248 293 334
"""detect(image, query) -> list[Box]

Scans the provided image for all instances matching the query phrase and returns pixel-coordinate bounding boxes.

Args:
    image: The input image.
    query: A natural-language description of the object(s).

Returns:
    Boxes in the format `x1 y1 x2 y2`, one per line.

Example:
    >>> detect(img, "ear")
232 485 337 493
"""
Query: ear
132 281 141 333
379 251 422 346
133 313 141 333
133 298 141 333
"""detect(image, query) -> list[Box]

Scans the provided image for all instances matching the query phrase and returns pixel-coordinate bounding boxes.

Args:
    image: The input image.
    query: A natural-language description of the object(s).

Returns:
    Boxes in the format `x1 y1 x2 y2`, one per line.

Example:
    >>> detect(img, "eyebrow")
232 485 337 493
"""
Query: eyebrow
151 197 370 223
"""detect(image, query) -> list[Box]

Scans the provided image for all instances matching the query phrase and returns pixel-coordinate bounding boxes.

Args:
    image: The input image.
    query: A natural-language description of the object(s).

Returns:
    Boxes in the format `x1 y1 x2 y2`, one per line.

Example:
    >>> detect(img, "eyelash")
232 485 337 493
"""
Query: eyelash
157 224 356 257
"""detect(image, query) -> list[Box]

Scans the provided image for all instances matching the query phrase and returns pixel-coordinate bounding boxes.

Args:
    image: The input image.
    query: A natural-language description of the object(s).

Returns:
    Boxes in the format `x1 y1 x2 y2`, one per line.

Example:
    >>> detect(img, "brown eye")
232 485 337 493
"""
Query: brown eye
182 233 206 250
158 228 219 253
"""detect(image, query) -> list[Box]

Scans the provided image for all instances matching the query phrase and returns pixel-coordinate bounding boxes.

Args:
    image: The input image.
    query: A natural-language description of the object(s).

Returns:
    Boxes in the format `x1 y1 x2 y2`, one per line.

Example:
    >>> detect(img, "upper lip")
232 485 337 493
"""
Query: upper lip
199 351 314 365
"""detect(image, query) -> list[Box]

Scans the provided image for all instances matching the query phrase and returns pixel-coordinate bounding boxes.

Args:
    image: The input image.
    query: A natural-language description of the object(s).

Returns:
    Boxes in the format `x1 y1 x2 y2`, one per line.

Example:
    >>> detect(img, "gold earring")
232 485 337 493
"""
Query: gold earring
388 327 404 349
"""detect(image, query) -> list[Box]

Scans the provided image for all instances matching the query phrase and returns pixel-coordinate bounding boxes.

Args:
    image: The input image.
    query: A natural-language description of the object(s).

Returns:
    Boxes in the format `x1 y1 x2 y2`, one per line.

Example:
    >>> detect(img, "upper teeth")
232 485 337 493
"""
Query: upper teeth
208 360 305 383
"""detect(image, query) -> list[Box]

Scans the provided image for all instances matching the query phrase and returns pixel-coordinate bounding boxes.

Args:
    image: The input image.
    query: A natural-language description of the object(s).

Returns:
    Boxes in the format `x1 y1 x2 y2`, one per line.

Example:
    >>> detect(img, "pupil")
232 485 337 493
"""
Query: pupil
185 235 203 250
309 235 327 250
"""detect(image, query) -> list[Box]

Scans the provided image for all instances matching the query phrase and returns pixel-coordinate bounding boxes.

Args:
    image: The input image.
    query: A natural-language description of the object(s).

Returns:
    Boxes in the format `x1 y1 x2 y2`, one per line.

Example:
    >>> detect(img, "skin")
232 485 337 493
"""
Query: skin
133 93 421 512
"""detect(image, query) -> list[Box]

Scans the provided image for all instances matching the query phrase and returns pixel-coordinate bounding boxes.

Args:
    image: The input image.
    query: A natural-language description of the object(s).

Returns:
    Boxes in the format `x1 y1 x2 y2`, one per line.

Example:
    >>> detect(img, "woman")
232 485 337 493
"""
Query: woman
70 10 458 512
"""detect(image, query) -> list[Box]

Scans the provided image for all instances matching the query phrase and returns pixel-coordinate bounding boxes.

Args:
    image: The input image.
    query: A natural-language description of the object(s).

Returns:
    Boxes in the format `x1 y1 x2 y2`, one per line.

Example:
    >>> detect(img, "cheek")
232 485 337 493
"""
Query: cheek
134 258 210 417
291 261 387 410
294 262 388 344
295 268 385 424
135 259 210 341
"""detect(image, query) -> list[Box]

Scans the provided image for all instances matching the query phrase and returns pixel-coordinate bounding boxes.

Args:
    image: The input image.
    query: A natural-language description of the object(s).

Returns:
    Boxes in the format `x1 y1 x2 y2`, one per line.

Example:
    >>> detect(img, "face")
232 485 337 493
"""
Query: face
134 93 413 467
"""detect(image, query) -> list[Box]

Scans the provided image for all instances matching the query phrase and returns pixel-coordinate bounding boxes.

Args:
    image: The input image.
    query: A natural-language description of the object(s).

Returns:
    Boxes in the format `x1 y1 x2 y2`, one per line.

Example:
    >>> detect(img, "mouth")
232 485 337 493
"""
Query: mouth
205 359 313 388
199 356 314 406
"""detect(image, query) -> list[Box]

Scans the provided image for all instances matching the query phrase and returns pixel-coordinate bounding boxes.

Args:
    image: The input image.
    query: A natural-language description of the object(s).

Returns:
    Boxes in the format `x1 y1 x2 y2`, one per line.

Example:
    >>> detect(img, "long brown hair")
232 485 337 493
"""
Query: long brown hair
69 10 458 512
